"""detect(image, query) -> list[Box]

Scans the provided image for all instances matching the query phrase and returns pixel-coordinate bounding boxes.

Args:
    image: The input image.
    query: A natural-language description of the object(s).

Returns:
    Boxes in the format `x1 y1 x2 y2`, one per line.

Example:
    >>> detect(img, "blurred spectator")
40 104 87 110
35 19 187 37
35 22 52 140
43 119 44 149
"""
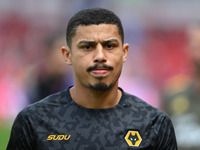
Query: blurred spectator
27 32 73 103
0 13 65 120
0 13 30 121
162 22 200 150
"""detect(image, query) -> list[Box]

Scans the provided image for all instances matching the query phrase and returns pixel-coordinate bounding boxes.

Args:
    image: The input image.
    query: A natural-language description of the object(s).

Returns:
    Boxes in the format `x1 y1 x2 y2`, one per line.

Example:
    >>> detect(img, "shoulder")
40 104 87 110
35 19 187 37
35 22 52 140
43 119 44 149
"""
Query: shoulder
18 89 68 118
121 90 176 145
122 90 172 128
7 90 68 149
123 90 165 116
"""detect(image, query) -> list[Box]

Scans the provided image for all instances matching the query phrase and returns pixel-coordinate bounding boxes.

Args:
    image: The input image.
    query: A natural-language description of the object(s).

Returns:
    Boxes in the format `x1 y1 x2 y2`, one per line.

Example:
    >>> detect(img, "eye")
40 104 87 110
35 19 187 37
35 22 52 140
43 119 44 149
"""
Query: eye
106 44 114 49
83 45 92 50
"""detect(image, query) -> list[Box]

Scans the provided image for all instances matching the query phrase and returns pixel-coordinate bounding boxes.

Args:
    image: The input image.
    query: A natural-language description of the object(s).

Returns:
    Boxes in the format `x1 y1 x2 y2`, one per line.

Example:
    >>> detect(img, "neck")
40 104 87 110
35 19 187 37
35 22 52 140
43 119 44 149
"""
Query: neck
70 83 122 109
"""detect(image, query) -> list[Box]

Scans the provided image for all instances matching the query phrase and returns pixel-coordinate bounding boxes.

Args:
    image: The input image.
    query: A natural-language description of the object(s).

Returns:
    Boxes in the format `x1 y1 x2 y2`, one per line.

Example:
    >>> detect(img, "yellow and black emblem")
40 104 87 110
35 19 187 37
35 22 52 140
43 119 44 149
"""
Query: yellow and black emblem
125 130 142 147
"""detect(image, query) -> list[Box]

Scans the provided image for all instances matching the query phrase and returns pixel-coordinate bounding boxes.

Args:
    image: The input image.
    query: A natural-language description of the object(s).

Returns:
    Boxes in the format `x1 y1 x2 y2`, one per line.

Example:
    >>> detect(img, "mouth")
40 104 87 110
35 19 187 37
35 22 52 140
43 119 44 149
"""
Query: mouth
91 69 109 75
87 64 113 77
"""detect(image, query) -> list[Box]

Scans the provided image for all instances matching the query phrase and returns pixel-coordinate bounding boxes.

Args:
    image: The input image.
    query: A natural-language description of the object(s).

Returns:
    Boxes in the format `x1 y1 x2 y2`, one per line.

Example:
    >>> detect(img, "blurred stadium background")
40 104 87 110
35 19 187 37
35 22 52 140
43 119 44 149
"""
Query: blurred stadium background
1 0 200 149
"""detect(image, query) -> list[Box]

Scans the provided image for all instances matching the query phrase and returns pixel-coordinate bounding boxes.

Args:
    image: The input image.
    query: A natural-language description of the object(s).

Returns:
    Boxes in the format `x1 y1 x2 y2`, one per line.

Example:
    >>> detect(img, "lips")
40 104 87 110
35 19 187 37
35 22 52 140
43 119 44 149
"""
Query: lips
87 64 113 77
91 69 109 74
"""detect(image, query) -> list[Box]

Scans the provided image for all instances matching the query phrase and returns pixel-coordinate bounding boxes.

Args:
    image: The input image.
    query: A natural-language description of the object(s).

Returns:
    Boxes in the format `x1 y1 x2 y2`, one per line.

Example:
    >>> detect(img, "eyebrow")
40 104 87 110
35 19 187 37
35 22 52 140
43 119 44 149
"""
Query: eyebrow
77 39 119 46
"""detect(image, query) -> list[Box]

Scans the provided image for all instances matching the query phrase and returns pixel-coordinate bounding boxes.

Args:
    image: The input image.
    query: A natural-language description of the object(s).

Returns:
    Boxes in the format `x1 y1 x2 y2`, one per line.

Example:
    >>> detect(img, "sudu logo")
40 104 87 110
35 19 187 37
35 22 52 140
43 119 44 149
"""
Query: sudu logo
47 135 71 140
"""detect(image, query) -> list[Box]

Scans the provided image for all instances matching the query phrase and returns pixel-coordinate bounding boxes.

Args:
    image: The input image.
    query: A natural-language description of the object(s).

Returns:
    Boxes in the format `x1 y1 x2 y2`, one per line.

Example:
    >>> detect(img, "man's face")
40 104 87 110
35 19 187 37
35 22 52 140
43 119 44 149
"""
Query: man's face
188 27 200 70
188 27 200 60
63 24 129 91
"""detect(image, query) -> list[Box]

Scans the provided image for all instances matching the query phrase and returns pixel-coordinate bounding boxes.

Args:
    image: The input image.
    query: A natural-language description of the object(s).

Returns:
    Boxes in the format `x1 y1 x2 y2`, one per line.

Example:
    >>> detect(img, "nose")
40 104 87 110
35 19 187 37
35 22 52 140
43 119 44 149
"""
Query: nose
94 44 107 63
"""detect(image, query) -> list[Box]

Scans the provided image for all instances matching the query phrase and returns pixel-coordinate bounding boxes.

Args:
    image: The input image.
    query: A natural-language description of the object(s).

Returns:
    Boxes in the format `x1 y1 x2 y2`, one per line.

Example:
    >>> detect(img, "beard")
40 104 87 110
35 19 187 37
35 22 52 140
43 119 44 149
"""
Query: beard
88 82 114 91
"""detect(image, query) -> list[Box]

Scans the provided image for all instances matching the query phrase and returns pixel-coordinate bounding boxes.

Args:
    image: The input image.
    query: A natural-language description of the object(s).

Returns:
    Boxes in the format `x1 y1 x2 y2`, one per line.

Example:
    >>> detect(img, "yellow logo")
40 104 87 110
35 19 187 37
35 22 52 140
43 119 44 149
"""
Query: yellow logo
47 135 71 140
125 130 142 147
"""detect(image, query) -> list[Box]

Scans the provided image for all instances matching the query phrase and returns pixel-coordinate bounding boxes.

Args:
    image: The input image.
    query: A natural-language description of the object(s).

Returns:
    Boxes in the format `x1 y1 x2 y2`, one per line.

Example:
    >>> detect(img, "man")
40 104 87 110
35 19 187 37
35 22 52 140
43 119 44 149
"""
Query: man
7 8 177 150
162 22 200 150
27 33 73 103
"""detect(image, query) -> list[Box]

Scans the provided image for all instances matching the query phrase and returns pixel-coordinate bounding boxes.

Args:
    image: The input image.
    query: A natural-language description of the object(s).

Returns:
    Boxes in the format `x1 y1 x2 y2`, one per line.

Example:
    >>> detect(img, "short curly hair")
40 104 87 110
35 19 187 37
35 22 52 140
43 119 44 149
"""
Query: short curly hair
66 8 124 49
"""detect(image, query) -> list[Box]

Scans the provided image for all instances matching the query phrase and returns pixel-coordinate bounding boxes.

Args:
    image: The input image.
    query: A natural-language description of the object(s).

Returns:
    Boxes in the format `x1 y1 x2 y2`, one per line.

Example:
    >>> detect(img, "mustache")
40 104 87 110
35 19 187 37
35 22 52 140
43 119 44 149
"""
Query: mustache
87 63 113 72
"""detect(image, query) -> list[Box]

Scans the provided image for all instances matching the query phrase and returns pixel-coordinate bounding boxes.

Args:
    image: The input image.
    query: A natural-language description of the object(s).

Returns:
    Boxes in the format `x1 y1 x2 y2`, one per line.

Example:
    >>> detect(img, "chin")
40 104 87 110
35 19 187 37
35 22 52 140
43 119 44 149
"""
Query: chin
88 82 114 91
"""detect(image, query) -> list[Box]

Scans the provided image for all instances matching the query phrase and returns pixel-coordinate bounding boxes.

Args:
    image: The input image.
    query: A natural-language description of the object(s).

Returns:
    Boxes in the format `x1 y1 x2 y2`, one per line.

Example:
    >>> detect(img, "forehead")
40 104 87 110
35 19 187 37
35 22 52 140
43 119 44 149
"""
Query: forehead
188 27 200 38
188 27 200 45
72 24 122 44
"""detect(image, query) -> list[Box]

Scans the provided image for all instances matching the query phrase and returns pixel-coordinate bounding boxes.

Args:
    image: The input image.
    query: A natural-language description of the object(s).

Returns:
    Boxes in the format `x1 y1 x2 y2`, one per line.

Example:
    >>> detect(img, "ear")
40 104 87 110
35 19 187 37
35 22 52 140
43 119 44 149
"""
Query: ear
61 46 72 65
122 43 129 62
